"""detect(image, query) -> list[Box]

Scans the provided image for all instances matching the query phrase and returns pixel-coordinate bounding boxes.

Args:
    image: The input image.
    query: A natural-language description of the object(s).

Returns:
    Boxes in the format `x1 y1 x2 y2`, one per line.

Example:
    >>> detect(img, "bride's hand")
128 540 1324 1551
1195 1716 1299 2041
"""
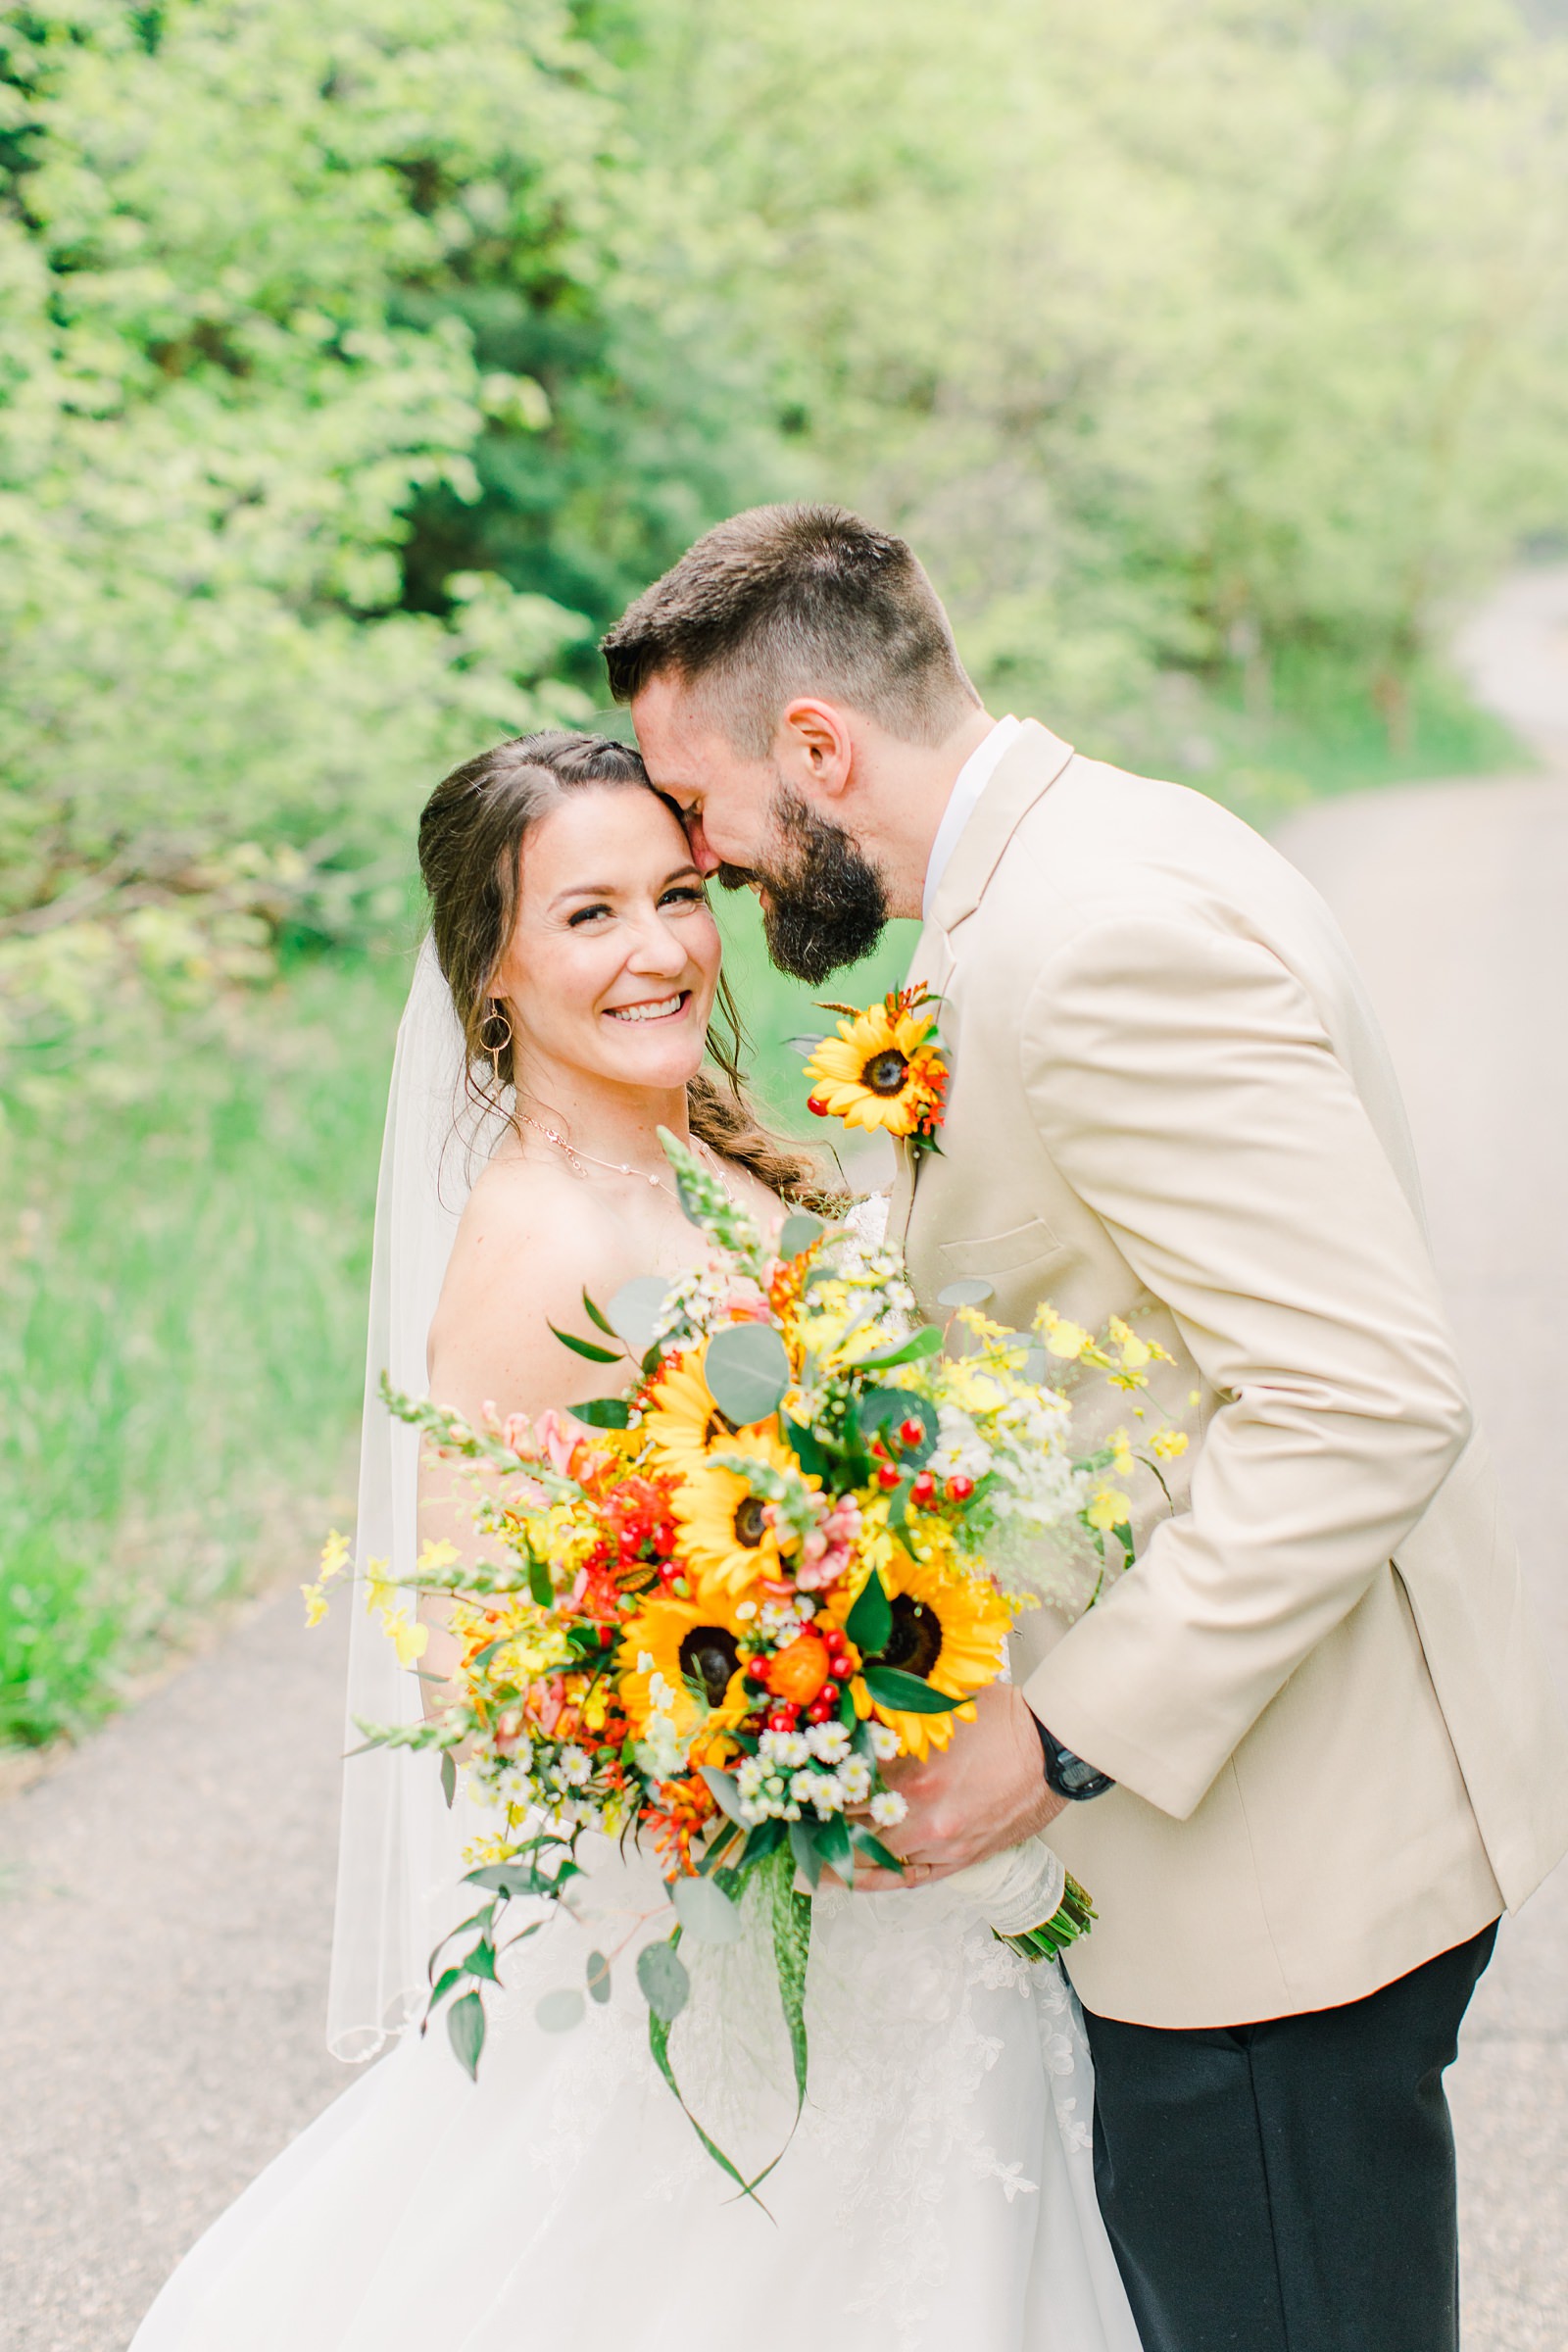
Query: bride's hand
850 1686 1065 1889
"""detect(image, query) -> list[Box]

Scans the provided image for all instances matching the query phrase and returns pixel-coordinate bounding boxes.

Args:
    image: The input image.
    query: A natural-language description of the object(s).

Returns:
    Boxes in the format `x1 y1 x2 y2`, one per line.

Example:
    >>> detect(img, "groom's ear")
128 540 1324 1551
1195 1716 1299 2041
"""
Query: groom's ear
776 698 855 802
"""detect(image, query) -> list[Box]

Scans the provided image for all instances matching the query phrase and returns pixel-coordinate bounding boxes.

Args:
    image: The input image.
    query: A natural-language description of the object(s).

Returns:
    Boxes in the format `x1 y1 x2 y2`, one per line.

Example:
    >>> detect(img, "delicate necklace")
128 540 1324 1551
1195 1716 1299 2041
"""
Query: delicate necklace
518 1111 735 1201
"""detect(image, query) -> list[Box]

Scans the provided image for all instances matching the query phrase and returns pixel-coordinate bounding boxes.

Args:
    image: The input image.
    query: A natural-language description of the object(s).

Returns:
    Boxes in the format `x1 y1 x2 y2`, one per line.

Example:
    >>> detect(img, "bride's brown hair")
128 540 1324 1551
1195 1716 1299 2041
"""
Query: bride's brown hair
417 729 821 1200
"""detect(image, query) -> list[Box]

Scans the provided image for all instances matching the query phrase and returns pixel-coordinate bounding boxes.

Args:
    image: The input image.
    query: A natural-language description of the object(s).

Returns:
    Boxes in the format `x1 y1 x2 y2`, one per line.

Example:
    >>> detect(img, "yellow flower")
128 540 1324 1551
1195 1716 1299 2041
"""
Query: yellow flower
300 1527 354 1627
301 1582 329 1629
1152 1428 1189 1462
1106 1316 1151 1372
1040 1309 1095 1361
1086 1486 1132 1533
644 1347 743 1475
670 1429 808 1592
843 1548 1010 1762
619 1578 755 1748
804 994 946 1139
1107 1426 1136 1479
365 1555 429 1669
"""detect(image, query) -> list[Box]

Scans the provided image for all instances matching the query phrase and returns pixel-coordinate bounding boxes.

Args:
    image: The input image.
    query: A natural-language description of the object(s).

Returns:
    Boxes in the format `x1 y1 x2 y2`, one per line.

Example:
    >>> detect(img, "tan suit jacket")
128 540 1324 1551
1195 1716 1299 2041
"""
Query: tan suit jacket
895 721 1568 2029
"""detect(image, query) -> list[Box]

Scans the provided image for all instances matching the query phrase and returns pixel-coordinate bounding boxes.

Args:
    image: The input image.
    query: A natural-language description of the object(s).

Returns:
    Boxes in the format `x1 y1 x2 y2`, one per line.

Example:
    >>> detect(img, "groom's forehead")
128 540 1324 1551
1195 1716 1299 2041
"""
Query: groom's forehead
630 673 742 795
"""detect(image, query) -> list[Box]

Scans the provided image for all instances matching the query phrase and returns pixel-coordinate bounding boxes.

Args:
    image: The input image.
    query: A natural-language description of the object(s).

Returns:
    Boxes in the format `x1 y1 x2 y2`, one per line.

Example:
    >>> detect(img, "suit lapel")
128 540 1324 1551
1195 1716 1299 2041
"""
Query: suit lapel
889 721 1076 1250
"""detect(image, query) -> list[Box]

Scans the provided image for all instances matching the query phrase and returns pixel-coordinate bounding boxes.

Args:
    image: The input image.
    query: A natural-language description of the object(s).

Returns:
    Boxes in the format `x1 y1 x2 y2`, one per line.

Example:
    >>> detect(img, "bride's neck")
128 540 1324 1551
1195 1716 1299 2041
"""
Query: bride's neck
514 1063 693 1172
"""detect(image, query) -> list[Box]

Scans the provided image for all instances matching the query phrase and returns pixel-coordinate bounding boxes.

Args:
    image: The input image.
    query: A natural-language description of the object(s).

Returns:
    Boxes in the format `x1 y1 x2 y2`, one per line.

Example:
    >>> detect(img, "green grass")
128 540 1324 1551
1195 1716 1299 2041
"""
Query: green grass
0 655 1528 1748
0 950 410 1743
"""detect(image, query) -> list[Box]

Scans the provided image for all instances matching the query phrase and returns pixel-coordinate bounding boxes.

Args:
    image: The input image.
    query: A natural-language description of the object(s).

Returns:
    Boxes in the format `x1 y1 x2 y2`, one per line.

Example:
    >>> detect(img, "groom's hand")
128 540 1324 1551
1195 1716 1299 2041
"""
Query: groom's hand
851 1685 1065 1890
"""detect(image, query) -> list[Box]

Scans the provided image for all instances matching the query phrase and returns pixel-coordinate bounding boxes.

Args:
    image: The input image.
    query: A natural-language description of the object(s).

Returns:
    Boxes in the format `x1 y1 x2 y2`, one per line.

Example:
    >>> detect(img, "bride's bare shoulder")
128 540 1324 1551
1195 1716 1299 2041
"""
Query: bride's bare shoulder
426 1150 610 1414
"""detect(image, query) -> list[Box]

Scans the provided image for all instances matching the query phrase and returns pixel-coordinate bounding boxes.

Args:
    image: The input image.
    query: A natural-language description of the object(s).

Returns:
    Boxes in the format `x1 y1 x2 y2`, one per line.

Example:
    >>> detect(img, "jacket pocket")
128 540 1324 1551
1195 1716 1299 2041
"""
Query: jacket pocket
938 1217 1066 1279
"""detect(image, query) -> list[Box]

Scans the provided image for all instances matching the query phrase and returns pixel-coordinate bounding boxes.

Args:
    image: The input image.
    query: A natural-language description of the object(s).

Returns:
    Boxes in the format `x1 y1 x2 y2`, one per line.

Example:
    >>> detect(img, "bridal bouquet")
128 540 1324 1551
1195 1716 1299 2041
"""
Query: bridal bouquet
311 1138 1182 2191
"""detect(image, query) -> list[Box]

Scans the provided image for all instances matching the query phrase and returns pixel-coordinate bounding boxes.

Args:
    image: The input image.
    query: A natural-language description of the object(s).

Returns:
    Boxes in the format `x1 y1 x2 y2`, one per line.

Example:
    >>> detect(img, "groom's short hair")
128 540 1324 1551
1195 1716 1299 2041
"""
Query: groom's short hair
601 504 980 756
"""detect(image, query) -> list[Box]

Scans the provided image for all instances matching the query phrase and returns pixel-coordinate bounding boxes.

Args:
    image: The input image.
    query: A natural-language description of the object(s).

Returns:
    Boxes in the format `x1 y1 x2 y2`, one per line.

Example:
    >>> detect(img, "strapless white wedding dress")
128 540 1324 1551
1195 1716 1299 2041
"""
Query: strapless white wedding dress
131 1837 1141 2351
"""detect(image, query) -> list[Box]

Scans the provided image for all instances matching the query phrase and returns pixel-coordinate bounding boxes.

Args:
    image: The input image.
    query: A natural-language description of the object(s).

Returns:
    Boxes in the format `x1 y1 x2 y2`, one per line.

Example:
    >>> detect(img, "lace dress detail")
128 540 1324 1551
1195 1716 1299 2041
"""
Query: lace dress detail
132 1831 1140 2352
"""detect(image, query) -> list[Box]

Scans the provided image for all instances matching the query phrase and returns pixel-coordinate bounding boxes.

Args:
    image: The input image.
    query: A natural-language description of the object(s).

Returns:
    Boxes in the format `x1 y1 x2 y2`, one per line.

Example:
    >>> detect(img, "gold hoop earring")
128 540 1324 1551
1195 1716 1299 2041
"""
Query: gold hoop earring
479 1001 513 1086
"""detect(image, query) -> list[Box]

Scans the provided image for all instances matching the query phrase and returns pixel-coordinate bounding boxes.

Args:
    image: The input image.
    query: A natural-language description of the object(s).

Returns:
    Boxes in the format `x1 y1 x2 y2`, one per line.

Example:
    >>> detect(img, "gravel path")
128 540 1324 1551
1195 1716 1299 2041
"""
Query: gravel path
3 573 1566 2351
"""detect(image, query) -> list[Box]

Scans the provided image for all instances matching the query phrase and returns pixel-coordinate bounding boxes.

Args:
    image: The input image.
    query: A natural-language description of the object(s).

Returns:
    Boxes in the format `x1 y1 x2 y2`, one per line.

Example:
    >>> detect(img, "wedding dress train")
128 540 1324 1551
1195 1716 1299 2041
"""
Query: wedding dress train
131 1836 1142 2352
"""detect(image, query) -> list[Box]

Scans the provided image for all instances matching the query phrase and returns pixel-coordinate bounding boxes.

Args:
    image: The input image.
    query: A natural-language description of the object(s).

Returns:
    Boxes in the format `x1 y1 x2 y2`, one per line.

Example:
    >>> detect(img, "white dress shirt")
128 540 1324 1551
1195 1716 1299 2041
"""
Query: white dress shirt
920 714 1023 921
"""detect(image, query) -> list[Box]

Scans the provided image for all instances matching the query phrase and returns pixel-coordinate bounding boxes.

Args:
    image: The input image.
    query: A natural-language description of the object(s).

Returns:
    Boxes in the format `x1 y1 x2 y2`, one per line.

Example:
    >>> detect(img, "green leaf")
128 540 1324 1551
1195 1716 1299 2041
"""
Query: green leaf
857 1324 944 1370
428 1964 464 2010
585 1949 612 2005
672 1874 745 1944
464 1937 500 1983
527 1553 553 1608
704 1320 791 1426
572 1396 630 1429
636 1936 691 2022
788 1818 823 1889
535 1986 586 2033
850 1826 906 1875
778 1209 825 1259
547 1320 621 1365
815 1811 852 1874
439 1749 457 1810
740 1817 786 1865
861 1664 965 1714
768 1845 813 2119
937 1278 996 1307
845 1568 892 1656
581 1288 616 1337
784 1415 832 1480
447 1988 486 2080
698 1764 748 1826
606 1275 671 1356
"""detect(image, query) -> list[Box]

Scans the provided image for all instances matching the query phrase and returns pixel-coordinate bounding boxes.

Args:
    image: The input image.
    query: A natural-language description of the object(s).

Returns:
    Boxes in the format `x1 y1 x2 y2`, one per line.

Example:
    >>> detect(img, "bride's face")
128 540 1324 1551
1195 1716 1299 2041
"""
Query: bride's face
492 786 720 1098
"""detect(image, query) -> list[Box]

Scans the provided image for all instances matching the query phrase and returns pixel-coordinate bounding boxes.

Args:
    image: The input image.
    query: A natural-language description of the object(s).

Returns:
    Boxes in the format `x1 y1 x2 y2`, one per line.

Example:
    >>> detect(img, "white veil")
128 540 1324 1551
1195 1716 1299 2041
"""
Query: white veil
326 935 508 2062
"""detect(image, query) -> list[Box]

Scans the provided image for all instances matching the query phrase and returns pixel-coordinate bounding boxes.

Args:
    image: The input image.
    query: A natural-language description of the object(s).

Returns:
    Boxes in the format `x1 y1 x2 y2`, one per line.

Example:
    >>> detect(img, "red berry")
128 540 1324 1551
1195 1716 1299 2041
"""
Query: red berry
876 1463 901 1490
910 1471 936 1506
807 1695 834 1724
767 1706 799 1733
750 1654 770 1682
822 1626 846 1651
829 1655 855 1680
807 1096 829 1118
945 1474 974 1502
899 1417 925 1449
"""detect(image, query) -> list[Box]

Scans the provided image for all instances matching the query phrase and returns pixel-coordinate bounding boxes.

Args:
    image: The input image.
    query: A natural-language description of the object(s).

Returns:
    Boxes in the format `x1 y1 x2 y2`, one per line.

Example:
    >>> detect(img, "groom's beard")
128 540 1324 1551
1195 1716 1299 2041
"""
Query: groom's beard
716 783 888 985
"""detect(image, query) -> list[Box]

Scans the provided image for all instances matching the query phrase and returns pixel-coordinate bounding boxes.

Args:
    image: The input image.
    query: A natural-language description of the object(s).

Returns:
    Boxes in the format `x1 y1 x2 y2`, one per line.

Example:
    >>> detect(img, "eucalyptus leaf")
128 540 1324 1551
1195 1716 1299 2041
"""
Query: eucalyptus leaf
536 1986 586 2033
699 1764 748 1826
581 1288 616 1337
464 1937 500 1983
636 1937 691 2022
606 1274 672 1356
585 1950 612 2005
704 1320 791 1426
778 1209 825 1259
937 1277 997 1307
672 1875 745 1944
447 1988 487 2079
850 1826 906 1874
439 1749 457 1810
786 1034 829 1058
861 1664 965 1715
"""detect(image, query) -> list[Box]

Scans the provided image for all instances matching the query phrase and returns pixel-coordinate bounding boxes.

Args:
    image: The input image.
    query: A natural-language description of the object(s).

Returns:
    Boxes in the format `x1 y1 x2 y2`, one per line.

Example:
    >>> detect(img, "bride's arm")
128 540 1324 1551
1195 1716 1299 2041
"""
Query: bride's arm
416 1167 637 1718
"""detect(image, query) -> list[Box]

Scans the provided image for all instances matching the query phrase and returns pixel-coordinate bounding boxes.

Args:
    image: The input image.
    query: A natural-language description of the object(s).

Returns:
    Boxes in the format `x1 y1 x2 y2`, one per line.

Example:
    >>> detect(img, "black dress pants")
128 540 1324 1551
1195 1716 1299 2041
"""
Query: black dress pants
1078 1922 1497 2352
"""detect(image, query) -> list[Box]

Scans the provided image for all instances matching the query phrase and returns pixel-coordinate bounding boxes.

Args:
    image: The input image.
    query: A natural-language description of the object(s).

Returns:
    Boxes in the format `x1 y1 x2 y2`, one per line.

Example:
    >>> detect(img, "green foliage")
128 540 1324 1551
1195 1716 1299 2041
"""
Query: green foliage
4 0 1567 1741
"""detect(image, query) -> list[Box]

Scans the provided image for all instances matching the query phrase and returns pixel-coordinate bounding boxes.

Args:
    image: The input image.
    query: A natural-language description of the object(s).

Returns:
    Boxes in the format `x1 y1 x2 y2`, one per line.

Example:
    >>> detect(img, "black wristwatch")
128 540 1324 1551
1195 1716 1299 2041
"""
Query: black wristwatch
1032 1715 1115 1802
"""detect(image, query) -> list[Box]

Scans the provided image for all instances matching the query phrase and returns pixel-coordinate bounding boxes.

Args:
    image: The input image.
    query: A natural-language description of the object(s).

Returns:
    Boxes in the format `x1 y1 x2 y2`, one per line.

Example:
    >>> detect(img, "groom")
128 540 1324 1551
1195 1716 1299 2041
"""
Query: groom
604 505 1568 2351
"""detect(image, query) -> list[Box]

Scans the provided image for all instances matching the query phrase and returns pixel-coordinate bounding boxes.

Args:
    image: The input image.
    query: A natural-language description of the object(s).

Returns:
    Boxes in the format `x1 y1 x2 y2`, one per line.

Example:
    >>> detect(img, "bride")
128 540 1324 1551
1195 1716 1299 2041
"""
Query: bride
131 729 1142 2352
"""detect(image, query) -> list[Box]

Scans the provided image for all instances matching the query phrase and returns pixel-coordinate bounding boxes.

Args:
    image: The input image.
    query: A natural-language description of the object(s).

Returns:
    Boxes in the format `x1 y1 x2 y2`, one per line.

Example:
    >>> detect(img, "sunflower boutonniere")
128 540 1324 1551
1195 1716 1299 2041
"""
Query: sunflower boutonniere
803 985 948 1154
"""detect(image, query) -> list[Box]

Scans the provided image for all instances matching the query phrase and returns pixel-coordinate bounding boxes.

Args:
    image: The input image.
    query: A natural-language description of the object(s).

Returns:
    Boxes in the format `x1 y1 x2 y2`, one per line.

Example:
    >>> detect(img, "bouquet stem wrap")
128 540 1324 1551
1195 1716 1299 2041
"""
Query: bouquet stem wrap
944 1835 1098 1964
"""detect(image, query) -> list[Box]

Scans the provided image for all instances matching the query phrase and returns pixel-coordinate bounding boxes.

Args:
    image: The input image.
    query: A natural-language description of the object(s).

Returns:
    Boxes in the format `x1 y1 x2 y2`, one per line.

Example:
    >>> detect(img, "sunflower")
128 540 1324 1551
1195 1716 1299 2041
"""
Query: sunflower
669 1429 807 1593
619 1577 755 1752
643 1347 745 1476
844 1546 1010 1760
804 989 947 1142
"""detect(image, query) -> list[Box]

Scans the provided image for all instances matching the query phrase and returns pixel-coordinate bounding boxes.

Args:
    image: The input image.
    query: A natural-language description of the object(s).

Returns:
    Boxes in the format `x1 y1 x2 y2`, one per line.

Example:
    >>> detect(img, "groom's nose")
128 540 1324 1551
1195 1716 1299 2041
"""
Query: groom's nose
685 812 721 876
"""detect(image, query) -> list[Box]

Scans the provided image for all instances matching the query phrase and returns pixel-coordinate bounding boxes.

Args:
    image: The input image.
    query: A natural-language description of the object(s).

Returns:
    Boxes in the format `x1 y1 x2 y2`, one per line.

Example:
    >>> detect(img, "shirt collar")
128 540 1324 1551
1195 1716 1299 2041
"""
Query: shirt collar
920 714 1022 922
